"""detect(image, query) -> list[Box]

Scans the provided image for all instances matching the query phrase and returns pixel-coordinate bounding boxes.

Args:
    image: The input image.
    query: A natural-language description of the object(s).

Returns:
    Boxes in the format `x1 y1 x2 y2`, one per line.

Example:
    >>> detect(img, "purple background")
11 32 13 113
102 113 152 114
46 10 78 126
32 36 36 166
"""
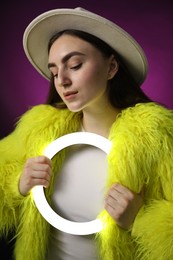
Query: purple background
0 1 173 257
1 0 173 138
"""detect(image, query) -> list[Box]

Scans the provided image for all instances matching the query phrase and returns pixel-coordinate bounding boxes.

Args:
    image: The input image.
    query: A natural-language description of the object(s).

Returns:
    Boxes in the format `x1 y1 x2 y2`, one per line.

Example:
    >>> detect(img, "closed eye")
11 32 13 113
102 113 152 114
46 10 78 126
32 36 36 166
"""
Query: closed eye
71 63 82 70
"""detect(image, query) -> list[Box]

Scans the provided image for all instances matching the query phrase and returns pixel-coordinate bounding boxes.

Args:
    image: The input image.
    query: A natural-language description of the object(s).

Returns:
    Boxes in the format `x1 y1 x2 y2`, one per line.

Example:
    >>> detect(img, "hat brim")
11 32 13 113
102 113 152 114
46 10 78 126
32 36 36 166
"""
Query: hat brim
23 8 148 85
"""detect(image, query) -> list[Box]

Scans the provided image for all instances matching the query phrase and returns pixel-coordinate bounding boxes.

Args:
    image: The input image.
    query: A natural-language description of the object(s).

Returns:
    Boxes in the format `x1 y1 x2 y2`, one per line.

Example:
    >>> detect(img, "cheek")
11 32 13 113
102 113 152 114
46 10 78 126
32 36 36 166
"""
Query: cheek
92 60 109 82
83 64 108 86
54 85 63 98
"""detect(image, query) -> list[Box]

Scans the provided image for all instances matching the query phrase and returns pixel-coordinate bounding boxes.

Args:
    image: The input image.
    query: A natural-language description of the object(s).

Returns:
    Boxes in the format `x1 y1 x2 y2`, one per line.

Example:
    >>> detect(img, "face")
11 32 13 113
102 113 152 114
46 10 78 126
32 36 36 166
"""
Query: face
48 34 117 112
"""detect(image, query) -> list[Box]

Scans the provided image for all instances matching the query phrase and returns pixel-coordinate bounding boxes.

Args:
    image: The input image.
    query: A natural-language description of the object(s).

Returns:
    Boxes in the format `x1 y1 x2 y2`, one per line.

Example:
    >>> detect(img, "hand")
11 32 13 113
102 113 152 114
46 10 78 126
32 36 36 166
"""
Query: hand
105 183 144 229
19 156 52 196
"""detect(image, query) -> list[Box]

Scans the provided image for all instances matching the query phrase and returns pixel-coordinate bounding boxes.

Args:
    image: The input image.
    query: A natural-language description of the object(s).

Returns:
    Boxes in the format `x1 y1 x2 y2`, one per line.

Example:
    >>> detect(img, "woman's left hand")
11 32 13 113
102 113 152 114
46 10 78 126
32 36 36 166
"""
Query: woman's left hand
105 183 144 229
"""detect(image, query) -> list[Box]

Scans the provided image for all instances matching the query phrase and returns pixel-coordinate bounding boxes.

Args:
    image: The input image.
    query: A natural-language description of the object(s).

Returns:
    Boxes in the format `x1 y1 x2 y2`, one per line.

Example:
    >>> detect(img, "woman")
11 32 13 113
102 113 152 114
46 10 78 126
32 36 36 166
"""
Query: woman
1 7 173 260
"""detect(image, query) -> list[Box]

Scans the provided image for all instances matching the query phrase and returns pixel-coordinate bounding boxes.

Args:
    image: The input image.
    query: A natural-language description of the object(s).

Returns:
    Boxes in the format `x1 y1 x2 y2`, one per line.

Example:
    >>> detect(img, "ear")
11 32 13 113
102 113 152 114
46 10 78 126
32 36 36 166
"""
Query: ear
108 55 119 80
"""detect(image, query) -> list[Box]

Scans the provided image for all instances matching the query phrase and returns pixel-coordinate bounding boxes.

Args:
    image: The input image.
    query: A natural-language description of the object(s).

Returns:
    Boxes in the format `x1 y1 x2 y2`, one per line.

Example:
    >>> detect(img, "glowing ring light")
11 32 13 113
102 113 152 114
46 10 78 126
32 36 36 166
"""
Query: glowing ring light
32 132 112 235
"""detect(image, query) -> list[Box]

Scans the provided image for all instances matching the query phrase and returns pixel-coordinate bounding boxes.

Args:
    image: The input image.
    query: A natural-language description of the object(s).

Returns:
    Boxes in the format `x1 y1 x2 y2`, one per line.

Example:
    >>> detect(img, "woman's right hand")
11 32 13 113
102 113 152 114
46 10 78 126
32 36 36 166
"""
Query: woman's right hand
19 156 52 196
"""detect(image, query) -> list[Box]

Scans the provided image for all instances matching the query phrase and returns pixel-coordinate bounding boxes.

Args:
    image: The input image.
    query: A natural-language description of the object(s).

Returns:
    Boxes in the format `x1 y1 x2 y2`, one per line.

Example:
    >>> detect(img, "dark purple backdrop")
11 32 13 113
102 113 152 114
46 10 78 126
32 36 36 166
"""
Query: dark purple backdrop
0 1 173 258
1 0 173 139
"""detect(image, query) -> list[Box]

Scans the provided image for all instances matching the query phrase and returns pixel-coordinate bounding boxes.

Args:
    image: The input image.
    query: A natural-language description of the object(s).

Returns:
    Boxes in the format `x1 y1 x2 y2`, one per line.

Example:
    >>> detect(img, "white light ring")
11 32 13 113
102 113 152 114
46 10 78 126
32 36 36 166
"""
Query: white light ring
32 132 112 235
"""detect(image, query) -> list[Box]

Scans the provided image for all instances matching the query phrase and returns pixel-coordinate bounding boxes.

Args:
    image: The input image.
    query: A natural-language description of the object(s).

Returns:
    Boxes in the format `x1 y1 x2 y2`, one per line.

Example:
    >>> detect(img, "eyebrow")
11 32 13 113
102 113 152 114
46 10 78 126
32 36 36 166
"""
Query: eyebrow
48 51 85 69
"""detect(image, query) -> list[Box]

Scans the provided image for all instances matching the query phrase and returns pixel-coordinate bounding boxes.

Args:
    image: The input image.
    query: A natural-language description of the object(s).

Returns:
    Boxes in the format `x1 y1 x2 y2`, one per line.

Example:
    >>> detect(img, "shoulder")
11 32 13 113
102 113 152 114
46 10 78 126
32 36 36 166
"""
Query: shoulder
11 105 80 156
18 104 72 123
15 104 76 131
116 102 173 130
123 102 172 121
108 103 173 175
13 104 75 140
110 102 173 143
15 104 82 139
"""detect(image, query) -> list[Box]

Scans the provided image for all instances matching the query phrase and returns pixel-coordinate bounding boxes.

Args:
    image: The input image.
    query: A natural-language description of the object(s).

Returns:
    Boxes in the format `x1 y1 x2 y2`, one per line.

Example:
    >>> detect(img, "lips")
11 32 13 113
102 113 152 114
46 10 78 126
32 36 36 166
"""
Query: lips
63 90 78 100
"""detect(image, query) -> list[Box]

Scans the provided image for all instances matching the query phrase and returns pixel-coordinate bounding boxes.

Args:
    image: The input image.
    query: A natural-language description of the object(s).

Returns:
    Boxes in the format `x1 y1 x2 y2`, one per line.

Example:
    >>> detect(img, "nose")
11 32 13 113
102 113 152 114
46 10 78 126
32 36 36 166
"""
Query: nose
57 70 71 87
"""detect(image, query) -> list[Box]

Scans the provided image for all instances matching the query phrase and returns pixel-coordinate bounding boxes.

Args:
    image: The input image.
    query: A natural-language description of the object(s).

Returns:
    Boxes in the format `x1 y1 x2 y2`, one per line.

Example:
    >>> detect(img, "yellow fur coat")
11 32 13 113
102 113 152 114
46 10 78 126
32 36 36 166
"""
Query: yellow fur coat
0 102 173 260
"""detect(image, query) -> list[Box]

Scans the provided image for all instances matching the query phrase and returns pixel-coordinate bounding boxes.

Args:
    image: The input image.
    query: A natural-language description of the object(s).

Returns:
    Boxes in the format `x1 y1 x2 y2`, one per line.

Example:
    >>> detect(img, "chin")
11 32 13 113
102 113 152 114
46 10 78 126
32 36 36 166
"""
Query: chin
66 101 85 111
67 106 83 113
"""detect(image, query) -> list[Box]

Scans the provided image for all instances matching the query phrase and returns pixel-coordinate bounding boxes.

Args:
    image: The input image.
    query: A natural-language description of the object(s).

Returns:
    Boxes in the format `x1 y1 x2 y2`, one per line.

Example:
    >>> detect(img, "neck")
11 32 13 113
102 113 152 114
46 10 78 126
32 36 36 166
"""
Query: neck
82 104 121 138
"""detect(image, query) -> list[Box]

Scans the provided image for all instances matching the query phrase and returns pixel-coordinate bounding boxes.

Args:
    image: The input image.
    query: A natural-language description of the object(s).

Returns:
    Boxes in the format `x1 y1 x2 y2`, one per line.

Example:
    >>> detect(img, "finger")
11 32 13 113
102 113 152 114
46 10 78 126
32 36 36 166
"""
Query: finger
112 184 138 205
25 158 52 177
108 185 127 203
105 187 126 208
105 194 117 209
29 177 50 188
113 183 145 198
105 201 123 220
27 156 52 167
112 183 133 196
105 203 115 216
31 169 52 181
29 164 52 176
35 156 52 166
107 187 134 212
108 185 120 197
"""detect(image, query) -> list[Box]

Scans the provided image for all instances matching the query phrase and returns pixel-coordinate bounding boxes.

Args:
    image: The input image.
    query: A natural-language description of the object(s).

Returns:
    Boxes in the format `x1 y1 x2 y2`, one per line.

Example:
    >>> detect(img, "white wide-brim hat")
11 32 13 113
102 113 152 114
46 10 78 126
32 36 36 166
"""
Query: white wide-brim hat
23 7 148 85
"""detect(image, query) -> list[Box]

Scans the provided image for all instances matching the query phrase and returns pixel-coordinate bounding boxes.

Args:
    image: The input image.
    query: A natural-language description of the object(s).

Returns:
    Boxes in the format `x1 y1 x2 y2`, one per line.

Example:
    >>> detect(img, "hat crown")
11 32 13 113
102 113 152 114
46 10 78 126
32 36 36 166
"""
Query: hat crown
23 7 148 85
75 7 87 11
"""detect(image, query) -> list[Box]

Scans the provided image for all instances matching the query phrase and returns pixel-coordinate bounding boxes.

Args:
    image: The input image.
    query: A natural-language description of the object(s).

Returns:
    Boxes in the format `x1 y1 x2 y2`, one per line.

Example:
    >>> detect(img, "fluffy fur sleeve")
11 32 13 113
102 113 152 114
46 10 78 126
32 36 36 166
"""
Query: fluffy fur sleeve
0 125 27 235
131 105 173 259
0 104 77 236
97 103 173 260
130 104 173 260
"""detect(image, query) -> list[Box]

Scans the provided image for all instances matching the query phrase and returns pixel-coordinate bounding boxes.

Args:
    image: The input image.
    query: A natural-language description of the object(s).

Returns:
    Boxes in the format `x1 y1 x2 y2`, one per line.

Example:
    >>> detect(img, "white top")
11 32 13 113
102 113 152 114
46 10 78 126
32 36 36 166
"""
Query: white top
46 144 108 260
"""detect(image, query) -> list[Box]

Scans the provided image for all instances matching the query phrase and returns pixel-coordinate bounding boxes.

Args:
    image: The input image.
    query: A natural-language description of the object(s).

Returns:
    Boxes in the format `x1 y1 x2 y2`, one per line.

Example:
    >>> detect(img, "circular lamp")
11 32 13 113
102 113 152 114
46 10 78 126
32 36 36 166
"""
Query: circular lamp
32 132 112 235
